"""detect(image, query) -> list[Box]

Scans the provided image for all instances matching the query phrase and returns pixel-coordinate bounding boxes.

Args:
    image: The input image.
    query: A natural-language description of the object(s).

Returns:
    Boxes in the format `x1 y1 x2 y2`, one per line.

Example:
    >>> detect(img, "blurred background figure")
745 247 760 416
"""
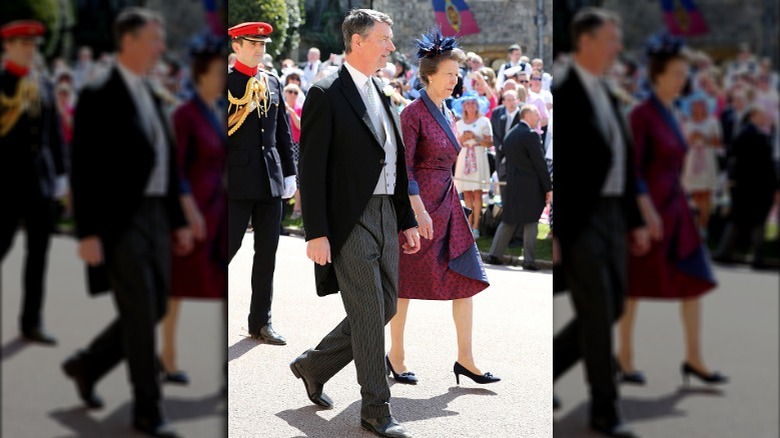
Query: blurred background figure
452 90 493 238
713 105 779 269
283 82 303 220
162 35 228 386
0 19 66 346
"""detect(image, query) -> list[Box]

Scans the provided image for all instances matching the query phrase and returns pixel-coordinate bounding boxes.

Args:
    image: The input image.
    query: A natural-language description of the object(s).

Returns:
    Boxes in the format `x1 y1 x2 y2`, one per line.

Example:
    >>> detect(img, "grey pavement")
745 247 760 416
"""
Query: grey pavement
228 233 553 438
2 232 226 437
553 265 779 437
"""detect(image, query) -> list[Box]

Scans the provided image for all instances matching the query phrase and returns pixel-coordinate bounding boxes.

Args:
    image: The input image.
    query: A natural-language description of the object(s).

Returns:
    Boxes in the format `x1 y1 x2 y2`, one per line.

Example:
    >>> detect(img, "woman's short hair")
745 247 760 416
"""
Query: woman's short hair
417 48 466 86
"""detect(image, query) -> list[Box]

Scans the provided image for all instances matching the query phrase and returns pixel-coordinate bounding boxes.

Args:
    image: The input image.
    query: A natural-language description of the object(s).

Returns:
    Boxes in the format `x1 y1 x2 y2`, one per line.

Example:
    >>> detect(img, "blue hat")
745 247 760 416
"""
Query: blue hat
679 90 716 118
451 90 490 118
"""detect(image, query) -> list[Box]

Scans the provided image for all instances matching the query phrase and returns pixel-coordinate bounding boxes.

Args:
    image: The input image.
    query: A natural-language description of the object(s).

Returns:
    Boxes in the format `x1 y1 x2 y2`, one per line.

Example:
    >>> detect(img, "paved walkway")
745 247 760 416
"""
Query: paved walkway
553 265 779 437
228 233 553 437
2 233 226 437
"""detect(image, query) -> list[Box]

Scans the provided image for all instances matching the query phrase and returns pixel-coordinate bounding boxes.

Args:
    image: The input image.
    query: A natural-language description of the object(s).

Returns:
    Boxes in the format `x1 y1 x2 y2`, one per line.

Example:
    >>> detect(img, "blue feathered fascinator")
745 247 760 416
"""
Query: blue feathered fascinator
644 32 684 59
415 27 459 60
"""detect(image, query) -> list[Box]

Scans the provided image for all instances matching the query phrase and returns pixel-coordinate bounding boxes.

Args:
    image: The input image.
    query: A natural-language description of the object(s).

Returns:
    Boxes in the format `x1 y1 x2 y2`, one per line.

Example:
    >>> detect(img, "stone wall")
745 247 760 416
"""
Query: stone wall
601 0 778 65
372 0 554 72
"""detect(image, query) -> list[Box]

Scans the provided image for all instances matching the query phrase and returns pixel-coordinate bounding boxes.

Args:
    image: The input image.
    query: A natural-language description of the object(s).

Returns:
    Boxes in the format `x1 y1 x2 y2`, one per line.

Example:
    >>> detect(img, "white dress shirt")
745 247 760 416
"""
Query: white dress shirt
344 61 397 195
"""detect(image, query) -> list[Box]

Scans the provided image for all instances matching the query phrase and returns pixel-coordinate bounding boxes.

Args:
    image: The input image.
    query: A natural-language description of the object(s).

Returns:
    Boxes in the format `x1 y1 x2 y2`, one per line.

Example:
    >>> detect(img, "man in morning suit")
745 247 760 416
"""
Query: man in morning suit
552 7 649 438
227 21 296 345
0 19 66 345
291 8 419 438
490 89 521 199
65 8 192 438
486 105 551 270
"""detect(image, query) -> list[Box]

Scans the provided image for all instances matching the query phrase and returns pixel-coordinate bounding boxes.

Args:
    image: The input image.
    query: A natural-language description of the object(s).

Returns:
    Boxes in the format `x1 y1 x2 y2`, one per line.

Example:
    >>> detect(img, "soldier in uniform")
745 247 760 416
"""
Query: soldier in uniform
227 22 296 344
0 19 66 345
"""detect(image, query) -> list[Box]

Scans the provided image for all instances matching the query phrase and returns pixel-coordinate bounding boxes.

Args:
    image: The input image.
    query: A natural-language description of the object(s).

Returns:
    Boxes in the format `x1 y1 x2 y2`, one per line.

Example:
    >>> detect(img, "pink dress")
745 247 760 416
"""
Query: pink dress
398 92 489 300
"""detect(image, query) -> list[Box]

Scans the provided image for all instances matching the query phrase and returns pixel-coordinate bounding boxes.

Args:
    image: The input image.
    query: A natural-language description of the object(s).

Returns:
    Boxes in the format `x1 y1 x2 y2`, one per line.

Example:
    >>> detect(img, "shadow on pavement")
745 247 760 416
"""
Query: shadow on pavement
553 386 725 436
49 390 225 437
276 386 498 437
1 338 30 362
228 336 260 362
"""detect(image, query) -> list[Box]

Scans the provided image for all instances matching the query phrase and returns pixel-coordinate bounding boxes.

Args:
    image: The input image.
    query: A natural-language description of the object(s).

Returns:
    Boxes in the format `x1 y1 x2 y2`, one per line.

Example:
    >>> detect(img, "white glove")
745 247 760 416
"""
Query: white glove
282 175 297 199
54 175 69 198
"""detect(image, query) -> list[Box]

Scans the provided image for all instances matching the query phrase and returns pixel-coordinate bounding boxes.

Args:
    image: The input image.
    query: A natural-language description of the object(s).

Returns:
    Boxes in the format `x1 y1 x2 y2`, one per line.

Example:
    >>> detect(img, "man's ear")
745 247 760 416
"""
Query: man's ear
351 33 362 51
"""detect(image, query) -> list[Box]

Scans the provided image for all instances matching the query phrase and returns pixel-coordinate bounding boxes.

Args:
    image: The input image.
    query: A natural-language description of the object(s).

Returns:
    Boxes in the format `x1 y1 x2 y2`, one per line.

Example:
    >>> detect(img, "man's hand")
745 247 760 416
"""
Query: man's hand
173 227 194 256
78 235 103 266
401 227 421 254
282 175 297 199
545 191 552 204
629 227 651 256
307 236 331 266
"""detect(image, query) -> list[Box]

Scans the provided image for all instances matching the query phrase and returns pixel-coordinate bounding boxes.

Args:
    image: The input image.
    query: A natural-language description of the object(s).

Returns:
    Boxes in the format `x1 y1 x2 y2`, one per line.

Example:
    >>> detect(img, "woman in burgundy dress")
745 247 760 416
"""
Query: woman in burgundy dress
617 37 726 386
387 31 498 386
161 43 228 384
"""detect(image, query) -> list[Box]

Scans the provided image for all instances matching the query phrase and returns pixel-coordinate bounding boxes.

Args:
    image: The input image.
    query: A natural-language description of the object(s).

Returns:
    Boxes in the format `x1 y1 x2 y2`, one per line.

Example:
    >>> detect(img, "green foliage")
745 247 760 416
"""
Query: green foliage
228 0 288 58
280 0 302 58
300 8 345 60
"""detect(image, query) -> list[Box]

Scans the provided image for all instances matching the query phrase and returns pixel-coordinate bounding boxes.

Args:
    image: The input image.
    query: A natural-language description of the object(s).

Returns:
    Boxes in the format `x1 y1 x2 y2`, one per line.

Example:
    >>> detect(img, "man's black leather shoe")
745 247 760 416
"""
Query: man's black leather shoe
22 327 57 345
485 255 504 265
361 416 412 438
590 416 639 438
290 359 333 409
133 416 182 438
62 355 104 409
251 324 286 345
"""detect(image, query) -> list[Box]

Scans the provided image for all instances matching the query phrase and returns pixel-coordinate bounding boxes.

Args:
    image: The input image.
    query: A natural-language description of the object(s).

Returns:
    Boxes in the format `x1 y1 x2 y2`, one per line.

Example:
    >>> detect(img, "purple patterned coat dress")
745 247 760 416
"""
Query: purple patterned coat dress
398 90 489 300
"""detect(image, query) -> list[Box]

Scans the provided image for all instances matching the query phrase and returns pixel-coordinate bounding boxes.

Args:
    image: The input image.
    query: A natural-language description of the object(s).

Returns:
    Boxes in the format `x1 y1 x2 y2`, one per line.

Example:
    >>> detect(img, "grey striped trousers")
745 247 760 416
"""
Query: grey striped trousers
295 195 399 420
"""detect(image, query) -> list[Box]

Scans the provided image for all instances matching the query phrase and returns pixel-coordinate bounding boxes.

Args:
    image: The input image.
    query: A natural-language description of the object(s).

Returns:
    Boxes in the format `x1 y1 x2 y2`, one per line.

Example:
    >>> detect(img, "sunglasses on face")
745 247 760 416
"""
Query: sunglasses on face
286 90 298 95
518 80 529 83
531 77 541 81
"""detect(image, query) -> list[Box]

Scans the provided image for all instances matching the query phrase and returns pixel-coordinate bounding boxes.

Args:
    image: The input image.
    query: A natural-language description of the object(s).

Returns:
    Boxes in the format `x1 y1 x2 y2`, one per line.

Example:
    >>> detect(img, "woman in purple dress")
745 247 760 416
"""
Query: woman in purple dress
387 30 497 386
617 37 726 386
161 42 228 384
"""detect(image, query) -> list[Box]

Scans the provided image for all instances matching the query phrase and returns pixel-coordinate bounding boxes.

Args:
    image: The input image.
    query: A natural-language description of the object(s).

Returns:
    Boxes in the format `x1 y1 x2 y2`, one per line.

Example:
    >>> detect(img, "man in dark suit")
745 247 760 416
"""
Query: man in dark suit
66 8 192 437
491 89 521 194
552 7 649 438
486 105 551 270
0 19 65 345
292 9 419 438
227 21 296 345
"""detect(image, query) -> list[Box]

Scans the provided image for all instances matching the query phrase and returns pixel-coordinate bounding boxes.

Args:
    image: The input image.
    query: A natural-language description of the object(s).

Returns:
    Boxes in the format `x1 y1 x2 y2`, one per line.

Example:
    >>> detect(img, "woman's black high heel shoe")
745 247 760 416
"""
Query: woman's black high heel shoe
453 362 500 384
386 355 418 385
681 362 728 385
616 362 646 385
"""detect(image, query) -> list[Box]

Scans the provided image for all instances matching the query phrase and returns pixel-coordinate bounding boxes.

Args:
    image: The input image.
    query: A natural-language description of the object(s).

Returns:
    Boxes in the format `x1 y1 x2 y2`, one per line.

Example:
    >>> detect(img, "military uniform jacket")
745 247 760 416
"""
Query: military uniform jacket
227 68 296 200
0 67 66 200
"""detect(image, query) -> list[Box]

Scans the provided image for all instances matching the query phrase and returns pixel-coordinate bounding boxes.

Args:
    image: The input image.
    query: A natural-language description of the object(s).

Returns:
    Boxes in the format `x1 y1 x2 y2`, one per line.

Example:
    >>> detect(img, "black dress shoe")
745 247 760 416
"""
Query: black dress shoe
386 355 418 384
361 416 412 438
553 394 561 411
62 355 104 409
522 263 539 271
133 416 182 438
289 359 333 409
453 361 500 384
590 416 639 438
485 255 504 265
681 362 728 385
163 370 190 385
21 328 57 345
251 324 286 345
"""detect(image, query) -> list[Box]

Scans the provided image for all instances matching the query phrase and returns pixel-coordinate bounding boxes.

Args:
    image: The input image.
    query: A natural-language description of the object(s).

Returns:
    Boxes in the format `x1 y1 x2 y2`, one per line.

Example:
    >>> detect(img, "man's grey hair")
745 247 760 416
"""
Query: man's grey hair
113 7 164 51
342 9 392 54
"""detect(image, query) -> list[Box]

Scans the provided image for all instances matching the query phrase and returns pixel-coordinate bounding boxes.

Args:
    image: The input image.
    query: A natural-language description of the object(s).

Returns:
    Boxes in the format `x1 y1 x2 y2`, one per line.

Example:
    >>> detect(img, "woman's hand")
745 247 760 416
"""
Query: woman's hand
416 210 434 240
638 194 663 241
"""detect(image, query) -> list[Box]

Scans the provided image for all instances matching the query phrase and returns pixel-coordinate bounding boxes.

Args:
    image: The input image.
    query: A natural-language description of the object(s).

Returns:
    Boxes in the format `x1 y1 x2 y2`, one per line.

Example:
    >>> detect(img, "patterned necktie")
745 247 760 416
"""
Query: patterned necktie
365 80 386 145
